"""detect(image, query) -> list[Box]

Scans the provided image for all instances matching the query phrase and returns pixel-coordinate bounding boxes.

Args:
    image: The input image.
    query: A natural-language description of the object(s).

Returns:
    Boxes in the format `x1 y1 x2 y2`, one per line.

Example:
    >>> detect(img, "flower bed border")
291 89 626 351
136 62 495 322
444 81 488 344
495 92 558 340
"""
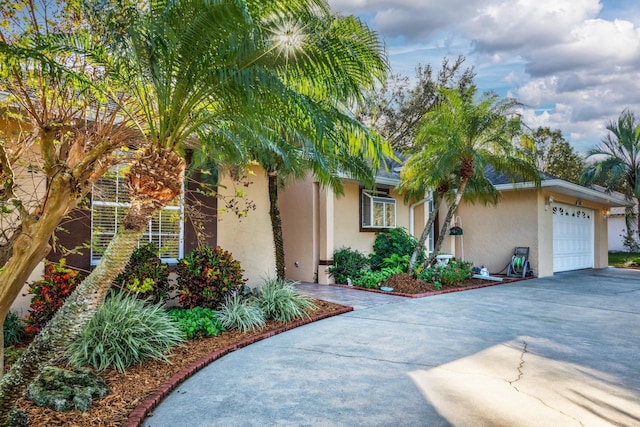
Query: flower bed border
124 304 353 427
329 275 536 298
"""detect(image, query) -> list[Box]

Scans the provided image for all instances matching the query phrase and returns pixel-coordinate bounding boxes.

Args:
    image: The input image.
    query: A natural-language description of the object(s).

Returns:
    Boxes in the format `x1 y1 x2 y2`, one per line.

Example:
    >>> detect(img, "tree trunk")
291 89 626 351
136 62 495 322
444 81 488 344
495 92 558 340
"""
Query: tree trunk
0 148 185 422
408 195 443 272
268 171 285 280
0 217 148 420
636 197 640 245
0 175 78 378
426 179 469 267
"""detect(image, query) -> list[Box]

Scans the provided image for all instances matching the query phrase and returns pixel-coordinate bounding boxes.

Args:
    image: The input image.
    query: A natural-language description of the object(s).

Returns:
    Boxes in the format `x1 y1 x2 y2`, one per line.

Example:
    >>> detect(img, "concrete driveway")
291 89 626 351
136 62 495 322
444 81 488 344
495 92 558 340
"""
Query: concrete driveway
143 268 640 427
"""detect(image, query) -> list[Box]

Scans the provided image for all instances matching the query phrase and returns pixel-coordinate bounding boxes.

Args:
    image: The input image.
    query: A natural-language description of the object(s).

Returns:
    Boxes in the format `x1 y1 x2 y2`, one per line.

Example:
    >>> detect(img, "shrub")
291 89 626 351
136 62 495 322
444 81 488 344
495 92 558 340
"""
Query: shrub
216 294 266 332
370 228 423 271
418 259 474 289
168 307 225 339
113 243 173 305
25 260 83 335
67 292 184 373
3 312 27 347
177 246 247 309
27 366 109 412
353 268 396 289
257 277 316 322
327 247 369 284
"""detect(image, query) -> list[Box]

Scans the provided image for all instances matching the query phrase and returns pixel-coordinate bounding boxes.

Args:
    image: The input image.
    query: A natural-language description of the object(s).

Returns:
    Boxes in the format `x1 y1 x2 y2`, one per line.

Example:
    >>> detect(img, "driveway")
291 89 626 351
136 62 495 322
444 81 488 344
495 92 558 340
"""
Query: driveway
143 268 640 427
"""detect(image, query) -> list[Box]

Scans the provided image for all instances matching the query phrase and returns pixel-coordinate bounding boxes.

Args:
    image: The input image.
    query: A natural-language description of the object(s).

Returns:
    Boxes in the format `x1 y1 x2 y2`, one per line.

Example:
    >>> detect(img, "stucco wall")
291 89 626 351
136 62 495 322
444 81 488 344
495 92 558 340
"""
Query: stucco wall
608 215 627 252
451 190 541 276
280 176 318 282
216 166 276 287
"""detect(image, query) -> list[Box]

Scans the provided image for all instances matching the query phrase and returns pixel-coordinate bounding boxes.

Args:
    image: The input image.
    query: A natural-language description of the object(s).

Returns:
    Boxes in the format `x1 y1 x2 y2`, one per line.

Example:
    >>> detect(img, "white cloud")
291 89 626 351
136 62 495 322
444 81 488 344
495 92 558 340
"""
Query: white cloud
327 0 640 153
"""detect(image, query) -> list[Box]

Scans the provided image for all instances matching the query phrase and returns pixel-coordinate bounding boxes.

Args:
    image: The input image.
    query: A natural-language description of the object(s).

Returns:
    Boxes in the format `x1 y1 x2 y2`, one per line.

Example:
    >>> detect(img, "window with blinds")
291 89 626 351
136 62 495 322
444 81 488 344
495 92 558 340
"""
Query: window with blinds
90 166 184 265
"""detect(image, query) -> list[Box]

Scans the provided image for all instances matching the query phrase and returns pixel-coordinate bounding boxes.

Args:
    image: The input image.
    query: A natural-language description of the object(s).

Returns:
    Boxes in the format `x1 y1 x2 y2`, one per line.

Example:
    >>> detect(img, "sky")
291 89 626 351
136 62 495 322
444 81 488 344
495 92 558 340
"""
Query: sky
327 0 640 154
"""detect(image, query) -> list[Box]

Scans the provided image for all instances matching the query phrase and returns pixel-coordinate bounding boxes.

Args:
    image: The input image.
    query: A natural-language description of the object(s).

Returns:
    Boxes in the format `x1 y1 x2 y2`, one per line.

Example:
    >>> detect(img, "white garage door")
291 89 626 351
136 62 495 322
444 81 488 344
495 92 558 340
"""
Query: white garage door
552 203 594 272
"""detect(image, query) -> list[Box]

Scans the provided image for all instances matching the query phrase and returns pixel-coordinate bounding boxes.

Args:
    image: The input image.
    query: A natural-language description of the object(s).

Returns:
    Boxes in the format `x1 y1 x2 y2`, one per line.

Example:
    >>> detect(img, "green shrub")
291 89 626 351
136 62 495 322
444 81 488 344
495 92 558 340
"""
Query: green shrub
418 259 473 289
381 253 410 272
177 246 247 309
257 277 316 322
67 292 184 373
3 312 26 347
327 247 369 284
113 243 173 305
25 259 83 335
4 407 28 427
168 307 225 339
370 228 423 271
216 294 266 332
27 366 108 412
353 268 396 289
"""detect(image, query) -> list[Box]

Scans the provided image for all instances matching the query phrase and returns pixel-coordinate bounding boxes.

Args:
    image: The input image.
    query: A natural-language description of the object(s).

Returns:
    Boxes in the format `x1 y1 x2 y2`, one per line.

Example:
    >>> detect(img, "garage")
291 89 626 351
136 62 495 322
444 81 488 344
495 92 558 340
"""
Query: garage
552 203 594 272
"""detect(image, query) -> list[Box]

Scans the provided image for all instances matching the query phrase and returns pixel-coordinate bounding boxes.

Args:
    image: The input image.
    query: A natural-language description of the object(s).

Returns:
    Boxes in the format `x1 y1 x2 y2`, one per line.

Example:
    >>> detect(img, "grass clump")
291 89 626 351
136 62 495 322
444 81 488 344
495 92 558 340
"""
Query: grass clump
216 294 265 332
169 307 225 339
3 311 27 347
67 292 184 373
257 277 316 322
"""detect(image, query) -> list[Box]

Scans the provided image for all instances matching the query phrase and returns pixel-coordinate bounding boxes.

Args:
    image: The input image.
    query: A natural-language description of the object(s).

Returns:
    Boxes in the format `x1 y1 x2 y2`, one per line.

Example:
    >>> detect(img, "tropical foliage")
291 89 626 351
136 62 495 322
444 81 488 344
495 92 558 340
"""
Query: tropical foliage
327 247 370 285
519 127 584 183
216 294 266 332
582 109 640 245
168 307 225 339
113 244 173 305
177 246 247 309
67 292 184 373
258 277 316 322
402 86 539 266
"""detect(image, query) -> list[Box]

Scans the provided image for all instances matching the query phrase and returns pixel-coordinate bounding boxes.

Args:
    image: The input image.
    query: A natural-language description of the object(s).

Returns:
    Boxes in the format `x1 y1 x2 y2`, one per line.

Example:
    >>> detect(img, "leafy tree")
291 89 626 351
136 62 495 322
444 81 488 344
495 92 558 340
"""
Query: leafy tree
582 109 640 243
404 87 540 267
357 56 475 152
244 12 388 279
0 0 373 419
520 127 585 183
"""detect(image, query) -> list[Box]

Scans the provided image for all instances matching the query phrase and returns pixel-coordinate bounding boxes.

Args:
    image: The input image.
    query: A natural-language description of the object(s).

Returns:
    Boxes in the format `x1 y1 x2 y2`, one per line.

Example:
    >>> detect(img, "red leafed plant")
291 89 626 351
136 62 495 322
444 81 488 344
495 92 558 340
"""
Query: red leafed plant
24 260 83 335
176 246 246 309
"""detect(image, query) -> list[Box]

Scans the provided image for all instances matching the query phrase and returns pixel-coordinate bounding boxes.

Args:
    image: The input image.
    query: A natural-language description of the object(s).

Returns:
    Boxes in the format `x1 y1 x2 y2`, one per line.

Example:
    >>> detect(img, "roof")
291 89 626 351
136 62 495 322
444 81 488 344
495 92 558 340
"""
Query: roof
486 167 632 208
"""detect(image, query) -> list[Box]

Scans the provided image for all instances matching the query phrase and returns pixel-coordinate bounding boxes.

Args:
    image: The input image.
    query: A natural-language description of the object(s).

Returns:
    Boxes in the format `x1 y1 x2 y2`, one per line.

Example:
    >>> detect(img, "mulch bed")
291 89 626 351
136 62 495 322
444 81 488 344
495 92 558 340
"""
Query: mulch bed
12 299 350 427
331 273 534 297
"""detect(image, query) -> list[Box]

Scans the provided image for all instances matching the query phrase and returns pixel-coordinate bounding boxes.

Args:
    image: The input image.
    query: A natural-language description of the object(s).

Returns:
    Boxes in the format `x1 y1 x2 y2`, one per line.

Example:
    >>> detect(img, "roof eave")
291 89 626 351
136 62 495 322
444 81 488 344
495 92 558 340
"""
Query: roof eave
494 179 633 207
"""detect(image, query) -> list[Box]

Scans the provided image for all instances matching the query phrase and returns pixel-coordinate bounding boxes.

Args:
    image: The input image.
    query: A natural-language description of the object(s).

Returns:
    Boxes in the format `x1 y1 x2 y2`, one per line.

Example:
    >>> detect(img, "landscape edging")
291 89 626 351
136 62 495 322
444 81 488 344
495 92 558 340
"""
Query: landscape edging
123 305 353 427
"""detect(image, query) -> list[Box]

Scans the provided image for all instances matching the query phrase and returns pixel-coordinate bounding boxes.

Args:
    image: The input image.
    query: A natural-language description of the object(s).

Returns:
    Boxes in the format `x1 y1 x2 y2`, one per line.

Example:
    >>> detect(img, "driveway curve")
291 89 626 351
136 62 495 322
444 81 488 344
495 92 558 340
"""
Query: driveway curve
143 269 640 427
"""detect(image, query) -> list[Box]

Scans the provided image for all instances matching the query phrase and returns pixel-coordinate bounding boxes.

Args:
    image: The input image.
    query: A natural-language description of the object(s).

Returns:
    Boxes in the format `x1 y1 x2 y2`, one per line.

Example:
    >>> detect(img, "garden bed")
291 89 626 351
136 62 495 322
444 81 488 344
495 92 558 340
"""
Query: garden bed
331 273 534 298
13 299 349 427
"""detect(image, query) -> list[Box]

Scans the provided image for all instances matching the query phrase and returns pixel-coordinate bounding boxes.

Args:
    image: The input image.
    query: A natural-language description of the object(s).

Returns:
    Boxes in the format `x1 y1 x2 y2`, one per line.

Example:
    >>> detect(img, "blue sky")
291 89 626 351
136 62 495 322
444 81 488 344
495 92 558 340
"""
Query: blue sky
328 0 640 154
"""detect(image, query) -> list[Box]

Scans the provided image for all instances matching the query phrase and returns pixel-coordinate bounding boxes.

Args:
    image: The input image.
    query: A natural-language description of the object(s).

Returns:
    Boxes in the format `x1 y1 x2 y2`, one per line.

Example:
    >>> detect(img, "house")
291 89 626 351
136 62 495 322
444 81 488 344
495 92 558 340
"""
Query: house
279 167 631 283
607 205 638 252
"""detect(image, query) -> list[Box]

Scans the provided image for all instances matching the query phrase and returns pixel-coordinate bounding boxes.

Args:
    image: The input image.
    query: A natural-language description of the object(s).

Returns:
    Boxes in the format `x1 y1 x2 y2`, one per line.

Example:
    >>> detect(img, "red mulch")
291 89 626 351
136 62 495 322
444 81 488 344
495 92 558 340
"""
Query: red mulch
12 299 347 427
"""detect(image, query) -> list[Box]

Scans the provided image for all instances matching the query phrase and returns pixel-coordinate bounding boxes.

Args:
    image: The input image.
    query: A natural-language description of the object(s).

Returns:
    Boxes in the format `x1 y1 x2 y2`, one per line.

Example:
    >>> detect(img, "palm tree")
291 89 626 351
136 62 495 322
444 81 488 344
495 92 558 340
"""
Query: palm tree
0 0 314 418
242 11 388 279
403 87 539 267
582 109 640 243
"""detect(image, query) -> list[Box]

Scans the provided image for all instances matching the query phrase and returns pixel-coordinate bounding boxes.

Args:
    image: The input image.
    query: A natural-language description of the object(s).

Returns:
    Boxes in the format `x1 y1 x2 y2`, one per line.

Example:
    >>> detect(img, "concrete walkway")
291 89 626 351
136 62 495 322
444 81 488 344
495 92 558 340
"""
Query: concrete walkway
143 268 640 427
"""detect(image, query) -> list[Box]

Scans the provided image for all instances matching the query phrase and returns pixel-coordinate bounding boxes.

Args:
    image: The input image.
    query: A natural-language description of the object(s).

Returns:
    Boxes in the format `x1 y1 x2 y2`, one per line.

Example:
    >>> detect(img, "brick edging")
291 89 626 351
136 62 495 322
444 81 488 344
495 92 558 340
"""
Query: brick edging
329 275 535 298
123 305 354 427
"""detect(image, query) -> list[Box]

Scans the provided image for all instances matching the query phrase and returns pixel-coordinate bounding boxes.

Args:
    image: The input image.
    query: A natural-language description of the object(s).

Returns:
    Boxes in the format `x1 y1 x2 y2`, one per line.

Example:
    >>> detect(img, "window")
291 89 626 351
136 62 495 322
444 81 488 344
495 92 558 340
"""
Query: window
90 165 184 265
361 189 396 229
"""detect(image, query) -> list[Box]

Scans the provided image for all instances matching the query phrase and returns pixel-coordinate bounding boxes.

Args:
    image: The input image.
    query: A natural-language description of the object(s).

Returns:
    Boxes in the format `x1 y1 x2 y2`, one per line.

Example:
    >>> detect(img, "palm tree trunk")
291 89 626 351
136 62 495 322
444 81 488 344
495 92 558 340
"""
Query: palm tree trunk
408 195 443 272
426 179 469 267
0 147 185 422
268 171 285 280
0 223 146 421
636 197 640 245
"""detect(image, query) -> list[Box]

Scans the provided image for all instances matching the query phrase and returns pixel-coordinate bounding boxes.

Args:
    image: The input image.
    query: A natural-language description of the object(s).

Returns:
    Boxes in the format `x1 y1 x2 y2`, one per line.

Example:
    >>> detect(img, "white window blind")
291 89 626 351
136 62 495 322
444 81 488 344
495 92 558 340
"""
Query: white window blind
362 190 396 228
91 165 184 265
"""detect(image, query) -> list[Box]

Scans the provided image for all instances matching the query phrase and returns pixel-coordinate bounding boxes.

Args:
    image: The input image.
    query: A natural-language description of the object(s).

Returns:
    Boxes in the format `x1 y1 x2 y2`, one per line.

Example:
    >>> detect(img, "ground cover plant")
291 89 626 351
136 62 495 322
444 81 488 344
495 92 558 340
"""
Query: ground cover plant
609 251 640 267
168 307 225 339
258 277 316 322
216 294 266 332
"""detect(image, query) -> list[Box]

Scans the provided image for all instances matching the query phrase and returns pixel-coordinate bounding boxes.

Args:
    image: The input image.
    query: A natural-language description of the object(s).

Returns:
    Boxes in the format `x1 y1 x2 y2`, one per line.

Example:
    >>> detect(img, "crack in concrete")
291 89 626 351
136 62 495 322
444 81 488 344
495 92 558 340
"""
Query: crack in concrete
505 340 585 426
507 340 527 392
276 345 439 369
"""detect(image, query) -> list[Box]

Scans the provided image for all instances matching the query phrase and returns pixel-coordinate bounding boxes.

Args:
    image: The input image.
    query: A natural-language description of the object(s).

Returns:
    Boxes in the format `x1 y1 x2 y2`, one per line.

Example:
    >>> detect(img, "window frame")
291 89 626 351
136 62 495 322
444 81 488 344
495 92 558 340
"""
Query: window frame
360 188 397 231
90 164 185 266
